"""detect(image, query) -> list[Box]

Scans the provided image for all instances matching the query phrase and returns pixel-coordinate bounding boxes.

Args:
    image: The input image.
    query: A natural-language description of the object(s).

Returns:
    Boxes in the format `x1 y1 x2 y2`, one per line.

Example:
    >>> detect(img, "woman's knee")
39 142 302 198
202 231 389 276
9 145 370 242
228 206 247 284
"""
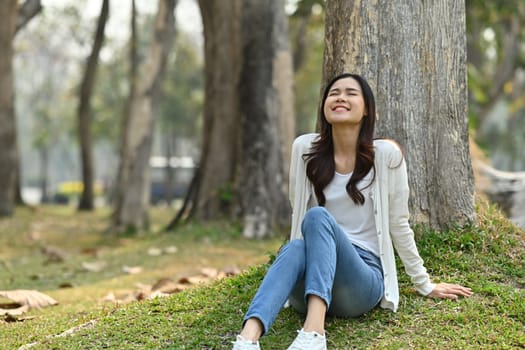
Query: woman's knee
276 239 306 270
302 206 330 228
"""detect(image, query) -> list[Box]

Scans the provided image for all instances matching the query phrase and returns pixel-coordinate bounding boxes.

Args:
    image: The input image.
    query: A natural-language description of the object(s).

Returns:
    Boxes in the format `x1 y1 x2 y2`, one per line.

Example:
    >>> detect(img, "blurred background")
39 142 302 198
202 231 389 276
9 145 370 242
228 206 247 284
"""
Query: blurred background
3 0 525 227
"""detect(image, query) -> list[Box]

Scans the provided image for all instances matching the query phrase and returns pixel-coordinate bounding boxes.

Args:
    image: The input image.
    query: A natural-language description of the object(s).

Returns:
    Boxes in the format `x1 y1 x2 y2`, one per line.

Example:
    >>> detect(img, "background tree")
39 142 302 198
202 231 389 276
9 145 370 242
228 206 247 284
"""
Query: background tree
323 0 475 229
0 0 18 216
77 0 109 210
237 0 292 238
112 0 176 231
168 0 293 238
184 0 242 222
157 32 203 204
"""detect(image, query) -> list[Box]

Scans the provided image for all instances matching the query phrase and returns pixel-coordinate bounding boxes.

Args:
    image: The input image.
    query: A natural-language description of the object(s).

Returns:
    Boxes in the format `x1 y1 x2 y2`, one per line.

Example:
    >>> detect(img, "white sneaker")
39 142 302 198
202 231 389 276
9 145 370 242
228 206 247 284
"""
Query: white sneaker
287 329 327 350
232 335 261 350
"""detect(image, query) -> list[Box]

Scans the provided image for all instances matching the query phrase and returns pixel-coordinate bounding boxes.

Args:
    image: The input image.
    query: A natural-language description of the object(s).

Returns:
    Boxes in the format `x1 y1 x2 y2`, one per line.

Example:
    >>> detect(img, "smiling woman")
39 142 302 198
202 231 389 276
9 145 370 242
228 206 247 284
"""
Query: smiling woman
231 73 472 350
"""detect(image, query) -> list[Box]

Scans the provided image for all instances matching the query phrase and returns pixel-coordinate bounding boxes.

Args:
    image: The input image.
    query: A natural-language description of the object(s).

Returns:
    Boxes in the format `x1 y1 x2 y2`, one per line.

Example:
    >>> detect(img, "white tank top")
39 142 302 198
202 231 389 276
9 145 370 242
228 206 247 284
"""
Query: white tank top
323 170 379 256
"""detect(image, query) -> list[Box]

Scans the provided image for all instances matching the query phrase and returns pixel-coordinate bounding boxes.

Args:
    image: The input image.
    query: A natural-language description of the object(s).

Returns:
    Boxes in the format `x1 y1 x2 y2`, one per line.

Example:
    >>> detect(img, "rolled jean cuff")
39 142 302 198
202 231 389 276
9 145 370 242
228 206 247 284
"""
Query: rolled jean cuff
304 289 330 308
242 313 268 336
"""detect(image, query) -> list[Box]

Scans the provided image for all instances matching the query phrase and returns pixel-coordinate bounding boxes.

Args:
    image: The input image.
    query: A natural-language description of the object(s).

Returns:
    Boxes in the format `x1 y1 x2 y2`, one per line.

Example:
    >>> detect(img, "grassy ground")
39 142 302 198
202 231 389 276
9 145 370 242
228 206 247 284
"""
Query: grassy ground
0 205 282 349
1 200 524 349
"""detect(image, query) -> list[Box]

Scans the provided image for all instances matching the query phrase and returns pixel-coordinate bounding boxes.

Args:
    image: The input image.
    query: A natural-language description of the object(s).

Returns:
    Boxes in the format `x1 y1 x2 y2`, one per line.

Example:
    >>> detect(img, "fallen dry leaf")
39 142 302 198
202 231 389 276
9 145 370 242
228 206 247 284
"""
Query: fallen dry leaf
122 265 143 274
3 314 36 322
81 261 107 272
101 266 242 305
200 267 219 278
0 290 58 315
151 278 189 294
40 245 68 263
147 247 163 256
102 291 137 304
0 304 29 316
164 246 178 254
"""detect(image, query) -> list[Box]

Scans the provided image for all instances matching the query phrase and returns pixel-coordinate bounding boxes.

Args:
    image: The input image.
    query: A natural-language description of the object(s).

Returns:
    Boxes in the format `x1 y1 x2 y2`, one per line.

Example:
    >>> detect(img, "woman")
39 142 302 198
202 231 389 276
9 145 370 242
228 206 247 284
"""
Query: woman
232 73 473 350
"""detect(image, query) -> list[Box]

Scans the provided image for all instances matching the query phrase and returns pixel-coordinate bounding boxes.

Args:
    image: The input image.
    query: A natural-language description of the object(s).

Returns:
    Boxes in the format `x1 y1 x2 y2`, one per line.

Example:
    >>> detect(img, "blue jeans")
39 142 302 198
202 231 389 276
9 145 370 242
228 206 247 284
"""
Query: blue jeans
243 207 384 335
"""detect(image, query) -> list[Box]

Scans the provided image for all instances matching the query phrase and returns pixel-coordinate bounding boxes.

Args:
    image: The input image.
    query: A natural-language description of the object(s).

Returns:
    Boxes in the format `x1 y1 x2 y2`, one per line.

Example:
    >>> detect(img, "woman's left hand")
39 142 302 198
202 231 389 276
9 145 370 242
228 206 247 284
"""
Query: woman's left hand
428 283 473 300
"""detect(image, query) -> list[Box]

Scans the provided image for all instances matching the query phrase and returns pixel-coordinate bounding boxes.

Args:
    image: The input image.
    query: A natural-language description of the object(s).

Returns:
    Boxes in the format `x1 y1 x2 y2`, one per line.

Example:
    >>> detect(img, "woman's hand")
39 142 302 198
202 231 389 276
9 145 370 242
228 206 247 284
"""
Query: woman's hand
428 283 473 300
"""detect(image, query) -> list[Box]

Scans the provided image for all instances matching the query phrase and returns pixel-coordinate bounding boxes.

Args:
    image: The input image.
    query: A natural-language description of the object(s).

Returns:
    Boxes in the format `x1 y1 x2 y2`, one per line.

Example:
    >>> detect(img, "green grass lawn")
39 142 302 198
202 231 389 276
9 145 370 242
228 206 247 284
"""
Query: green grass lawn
1 199 524 349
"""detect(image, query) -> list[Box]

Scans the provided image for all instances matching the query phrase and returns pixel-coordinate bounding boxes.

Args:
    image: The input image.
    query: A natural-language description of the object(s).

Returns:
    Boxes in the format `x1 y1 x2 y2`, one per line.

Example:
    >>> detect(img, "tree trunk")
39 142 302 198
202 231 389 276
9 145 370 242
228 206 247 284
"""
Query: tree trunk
39 146 49 203
112 0 137 209
273 0 295 191
237 0 291 238
77 0 109 211
0 0 18 217
323 0 475 229
112 0 176 231
192 0 242 220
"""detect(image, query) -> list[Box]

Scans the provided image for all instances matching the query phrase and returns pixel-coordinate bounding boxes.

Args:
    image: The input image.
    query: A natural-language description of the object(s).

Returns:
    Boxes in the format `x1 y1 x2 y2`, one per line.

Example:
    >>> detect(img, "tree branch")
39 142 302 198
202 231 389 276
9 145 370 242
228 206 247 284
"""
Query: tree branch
15 0 42 34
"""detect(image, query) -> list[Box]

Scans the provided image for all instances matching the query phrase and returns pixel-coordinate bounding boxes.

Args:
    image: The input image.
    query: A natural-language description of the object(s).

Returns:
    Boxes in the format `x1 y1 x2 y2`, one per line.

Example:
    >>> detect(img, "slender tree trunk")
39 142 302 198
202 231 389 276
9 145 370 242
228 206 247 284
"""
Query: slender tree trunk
112 0 176 231
323 0 475 229
77 0 109 211
273 0 295 191
39 146 49 203
192 0 242 220
237 0 291 238
112 0 137 210
0 0 18 217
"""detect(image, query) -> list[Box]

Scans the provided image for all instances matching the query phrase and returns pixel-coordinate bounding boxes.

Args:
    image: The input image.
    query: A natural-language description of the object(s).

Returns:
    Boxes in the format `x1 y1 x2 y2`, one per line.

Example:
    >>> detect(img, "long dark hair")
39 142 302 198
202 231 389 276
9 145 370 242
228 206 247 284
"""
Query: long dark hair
304 73 376 205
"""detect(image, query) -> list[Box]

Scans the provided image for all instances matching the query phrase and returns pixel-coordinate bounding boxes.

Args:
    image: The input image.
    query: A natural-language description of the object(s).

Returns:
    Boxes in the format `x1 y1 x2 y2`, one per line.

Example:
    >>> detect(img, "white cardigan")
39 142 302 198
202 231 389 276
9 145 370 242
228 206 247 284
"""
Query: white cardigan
289 133 434 312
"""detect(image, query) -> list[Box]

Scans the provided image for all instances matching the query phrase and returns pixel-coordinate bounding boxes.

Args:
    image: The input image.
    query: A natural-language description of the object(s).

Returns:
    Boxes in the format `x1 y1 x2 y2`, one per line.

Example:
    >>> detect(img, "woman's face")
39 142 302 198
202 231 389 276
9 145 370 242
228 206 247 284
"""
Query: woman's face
323 77 367 127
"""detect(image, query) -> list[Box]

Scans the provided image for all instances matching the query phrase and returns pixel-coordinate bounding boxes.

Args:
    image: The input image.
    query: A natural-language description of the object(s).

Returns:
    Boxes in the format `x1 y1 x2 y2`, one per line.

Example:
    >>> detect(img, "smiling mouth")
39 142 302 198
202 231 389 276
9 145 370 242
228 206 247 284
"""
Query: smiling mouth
332 105 350 111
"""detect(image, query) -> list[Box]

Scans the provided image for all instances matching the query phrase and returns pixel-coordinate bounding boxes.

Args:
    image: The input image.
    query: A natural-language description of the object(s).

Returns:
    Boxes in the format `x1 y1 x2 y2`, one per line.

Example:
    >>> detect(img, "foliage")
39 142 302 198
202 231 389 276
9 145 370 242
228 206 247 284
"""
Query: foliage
1 199 523 349
158 32 203 139
466 0 525 170
289 1 325 135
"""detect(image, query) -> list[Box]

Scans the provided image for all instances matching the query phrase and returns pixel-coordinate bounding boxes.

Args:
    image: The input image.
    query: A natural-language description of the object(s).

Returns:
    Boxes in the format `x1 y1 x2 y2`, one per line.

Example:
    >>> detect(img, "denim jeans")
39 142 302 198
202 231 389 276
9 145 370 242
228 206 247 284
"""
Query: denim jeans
243 206 384 335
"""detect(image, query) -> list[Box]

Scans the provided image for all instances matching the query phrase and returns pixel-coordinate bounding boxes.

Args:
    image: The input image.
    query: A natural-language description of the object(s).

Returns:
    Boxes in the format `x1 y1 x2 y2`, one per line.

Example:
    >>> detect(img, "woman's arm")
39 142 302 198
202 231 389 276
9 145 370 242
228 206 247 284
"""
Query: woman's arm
387 149 472 299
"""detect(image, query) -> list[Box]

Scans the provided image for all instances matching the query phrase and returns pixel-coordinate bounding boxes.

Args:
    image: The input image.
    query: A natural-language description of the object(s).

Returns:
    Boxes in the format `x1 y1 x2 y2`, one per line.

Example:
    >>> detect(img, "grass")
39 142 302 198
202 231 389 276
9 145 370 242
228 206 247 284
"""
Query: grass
1 199 524 349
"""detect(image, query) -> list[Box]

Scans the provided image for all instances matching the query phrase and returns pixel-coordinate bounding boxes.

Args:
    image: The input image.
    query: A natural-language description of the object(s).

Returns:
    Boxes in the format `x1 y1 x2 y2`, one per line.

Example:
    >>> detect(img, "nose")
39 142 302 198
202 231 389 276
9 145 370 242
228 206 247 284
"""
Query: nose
335 94 345 102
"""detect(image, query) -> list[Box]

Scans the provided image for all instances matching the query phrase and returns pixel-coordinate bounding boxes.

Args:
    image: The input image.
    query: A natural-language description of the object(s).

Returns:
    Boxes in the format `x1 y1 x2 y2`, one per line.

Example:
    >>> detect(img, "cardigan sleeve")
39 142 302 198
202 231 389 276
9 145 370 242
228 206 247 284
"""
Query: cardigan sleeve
387 147 435 296
289 133 317 240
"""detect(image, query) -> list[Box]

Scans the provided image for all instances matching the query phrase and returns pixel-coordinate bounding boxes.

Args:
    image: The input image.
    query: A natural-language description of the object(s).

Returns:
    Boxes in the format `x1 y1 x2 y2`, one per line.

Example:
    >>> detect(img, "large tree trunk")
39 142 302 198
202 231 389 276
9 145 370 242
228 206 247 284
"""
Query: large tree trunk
112 0 176 231
191 0 242 220
77 0 109 211
323 0 475 229
237 0 291 238
0 0 18 217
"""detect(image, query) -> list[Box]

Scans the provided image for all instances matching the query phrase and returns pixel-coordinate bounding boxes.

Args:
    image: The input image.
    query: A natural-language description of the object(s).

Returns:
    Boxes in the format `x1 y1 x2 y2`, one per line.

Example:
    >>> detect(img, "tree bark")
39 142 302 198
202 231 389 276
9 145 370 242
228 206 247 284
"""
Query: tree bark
112 0 176 231
237 0 291 238
112 0 137 209
273 0 295 191
0 0 18 217
77 0 109 211
323 0 475 229
192 0 242 220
